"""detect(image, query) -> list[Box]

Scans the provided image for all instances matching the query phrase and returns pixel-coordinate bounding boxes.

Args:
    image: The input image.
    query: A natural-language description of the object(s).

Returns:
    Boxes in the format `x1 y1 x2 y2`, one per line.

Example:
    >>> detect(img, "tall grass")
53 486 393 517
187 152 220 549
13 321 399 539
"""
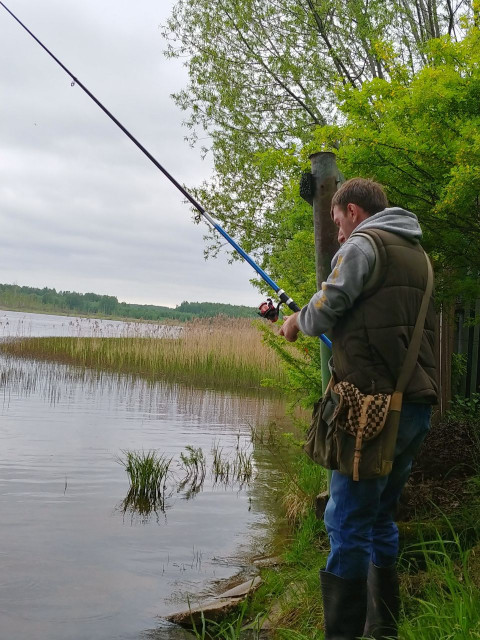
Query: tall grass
118 440 258 518
211 439 254 486
179 445 207 498
117 450 172 515
0 317 287 392
400 532 480 639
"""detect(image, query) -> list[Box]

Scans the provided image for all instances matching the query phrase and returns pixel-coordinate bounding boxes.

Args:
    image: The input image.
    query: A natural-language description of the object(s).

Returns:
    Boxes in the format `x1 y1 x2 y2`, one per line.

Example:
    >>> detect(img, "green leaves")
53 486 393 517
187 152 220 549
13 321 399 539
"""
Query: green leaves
310 26 480 301
259 322 323 408
164 1 474 267
164 1 479 307
163 1 480 407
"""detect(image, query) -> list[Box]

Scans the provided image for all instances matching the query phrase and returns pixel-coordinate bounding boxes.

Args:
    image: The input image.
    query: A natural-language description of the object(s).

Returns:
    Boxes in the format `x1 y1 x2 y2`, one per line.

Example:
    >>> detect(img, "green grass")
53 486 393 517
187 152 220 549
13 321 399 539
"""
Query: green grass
240 520 480 640
211 439 254 486
179 445 207 498
399 532 480 639
117 449 172 515
184 435 480 640
118 440 258 517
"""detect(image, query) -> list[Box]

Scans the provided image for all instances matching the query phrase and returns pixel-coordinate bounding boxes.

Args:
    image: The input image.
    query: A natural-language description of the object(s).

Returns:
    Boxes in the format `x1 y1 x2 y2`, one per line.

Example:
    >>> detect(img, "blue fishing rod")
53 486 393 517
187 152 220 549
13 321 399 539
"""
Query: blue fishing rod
0 1 332 349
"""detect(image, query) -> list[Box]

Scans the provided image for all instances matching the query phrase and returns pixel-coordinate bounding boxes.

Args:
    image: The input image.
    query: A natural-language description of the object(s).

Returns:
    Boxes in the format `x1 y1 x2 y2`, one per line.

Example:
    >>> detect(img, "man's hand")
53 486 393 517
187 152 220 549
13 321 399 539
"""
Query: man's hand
279 311 300 342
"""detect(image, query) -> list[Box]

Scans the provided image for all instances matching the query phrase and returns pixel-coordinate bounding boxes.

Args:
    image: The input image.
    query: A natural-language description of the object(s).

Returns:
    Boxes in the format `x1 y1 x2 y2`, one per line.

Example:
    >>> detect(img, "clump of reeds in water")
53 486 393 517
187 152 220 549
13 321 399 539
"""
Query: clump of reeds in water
250 421 280 447
0 317 286 392
211 438 253 487
118 450 172 516
118 439 256 516
178 445 207 499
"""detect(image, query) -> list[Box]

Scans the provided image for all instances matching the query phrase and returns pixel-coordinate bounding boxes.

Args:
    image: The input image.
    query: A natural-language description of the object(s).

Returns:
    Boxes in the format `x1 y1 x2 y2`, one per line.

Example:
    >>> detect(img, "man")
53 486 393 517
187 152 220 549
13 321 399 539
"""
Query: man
280 178 437 640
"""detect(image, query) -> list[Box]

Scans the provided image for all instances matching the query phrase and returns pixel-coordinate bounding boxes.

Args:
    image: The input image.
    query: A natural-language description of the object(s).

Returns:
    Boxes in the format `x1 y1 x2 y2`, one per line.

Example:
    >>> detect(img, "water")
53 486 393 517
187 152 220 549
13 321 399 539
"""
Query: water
0 309 181 338
0 312 285 639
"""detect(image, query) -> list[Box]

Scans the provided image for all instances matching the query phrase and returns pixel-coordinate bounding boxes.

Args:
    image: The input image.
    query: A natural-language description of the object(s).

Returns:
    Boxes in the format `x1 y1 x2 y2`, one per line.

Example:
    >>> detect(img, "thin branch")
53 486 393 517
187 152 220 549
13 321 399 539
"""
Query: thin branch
303 0 358 88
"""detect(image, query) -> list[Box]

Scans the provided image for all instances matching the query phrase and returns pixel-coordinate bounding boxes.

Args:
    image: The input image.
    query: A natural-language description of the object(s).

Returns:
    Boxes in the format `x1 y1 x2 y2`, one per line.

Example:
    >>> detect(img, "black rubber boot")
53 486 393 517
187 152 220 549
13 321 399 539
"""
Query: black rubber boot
363 563 400 639
320 569 367 640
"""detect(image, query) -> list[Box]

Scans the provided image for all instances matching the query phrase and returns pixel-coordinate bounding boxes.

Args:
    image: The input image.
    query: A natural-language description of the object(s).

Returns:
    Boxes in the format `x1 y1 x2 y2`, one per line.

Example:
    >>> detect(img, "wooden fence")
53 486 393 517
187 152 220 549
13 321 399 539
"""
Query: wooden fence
437 300 480 416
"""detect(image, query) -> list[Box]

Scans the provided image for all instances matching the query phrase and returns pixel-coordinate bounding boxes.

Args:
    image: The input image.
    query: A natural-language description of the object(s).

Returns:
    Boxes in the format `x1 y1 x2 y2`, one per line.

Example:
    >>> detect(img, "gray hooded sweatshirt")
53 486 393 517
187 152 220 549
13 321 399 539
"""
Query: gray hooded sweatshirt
298 207 423 337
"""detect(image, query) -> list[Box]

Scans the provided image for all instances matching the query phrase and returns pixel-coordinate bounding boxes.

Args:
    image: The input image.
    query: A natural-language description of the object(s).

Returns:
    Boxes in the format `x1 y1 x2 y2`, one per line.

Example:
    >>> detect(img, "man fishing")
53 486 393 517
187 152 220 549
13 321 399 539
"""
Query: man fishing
280 177 438 640
0 9 437 634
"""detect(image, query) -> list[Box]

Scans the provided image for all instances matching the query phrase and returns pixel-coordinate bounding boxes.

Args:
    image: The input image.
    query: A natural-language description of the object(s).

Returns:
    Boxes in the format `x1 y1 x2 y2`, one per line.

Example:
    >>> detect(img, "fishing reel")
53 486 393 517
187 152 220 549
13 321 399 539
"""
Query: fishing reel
258 298 283 323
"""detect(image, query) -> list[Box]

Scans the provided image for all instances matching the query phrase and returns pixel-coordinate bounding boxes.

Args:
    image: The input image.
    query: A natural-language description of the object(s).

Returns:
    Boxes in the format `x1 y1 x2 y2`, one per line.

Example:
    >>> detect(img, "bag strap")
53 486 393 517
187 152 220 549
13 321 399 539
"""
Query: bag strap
394 251 434 397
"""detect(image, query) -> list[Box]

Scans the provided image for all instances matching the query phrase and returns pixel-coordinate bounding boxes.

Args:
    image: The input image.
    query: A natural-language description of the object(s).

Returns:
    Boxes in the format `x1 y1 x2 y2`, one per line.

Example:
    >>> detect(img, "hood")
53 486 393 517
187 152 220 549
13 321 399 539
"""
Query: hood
353 207 422 243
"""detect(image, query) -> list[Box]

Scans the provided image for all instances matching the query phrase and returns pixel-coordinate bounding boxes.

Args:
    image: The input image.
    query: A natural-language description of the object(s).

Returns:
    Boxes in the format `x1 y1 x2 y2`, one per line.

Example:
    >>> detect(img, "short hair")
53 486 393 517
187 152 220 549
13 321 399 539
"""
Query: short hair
331 178 388 216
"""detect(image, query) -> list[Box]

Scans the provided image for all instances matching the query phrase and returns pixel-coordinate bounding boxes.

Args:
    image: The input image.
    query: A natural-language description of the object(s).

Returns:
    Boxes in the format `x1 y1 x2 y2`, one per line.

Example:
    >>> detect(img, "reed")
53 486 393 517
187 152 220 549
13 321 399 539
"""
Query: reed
118 438 257 516
211 439 253 486
250 421 280 447
178 445 207 498
0 317 286 392
211 441 231 483
117 449 172 515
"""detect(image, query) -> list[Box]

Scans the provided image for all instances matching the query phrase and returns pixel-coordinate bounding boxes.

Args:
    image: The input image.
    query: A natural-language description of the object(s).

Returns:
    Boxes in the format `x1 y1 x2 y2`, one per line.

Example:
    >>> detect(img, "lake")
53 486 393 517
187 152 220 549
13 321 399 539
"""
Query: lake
0 309 181 339
0 311 286 639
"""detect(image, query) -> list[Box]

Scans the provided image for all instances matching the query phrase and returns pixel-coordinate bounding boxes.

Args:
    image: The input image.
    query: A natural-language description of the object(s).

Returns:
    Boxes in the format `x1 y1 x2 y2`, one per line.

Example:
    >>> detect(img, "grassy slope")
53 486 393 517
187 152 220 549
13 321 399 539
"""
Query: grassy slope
187 415 480 639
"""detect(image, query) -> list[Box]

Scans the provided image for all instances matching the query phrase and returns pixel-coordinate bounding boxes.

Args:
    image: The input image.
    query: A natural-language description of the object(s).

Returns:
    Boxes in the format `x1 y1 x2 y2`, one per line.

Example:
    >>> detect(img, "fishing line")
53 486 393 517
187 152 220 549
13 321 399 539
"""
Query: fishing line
0 1 332 349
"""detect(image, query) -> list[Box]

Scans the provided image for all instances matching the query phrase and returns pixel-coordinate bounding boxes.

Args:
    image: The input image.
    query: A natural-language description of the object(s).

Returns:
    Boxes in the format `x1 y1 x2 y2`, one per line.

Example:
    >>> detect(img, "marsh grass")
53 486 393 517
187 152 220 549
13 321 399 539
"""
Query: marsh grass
211 439 253 486
233 525 480 640
179 446 207 498
249 421 279 448
233 447 253 486
0 317 286 392
119 439 257 516
209 429 480 640
118 449 172 515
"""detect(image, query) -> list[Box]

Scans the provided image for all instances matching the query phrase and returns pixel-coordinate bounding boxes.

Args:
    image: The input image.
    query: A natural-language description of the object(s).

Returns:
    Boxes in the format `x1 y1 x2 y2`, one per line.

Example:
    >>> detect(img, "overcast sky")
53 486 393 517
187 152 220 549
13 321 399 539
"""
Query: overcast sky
0 0 262 308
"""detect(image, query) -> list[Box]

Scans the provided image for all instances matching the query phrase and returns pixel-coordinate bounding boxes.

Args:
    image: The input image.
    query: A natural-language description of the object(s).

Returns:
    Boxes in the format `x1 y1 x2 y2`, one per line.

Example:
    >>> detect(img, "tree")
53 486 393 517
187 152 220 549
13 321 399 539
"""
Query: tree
99 295 118 316
65 291 83 310
309 23 480 301
163 0 473 265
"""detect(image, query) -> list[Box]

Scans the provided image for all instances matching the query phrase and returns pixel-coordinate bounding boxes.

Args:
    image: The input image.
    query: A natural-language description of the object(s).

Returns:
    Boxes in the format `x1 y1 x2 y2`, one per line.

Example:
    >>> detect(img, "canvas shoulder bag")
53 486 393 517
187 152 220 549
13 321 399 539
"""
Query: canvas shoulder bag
304 249 433 480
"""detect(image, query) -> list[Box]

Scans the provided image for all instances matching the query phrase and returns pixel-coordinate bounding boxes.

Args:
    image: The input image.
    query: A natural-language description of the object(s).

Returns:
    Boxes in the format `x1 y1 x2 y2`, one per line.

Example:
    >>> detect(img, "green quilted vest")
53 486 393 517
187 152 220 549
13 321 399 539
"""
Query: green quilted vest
331 229 438 404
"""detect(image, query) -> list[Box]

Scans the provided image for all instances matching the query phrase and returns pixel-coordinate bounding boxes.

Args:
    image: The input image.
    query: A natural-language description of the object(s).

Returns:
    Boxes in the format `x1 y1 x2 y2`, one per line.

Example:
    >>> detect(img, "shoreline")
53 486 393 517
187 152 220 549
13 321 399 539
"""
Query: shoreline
0 305 182 325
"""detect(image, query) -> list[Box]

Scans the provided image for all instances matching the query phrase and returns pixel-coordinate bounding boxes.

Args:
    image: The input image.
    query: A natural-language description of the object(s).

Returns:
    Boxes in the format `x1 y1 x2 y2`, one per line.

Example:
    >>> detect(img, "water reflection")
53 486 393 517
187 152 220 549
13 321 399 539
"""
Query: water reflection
0 355 280 420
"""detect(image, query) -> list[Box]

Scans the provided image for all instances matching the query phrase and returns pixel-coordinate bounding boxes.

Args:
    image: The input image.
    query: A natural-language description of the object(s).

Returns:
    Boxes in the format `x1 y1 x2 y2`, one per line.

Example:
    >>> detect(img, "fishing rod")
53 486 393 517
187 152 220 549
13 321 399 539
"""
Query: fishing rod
0 1 332 349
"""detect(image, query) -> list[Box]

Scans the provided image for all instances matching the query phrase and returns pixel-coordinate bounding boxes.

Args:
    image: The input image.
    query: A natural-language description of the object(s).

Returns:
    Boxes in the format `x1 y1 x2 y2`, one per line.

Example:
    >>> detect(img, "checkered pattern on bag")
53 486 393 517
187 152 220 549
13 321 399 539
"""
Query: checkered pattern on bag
333 381 391 440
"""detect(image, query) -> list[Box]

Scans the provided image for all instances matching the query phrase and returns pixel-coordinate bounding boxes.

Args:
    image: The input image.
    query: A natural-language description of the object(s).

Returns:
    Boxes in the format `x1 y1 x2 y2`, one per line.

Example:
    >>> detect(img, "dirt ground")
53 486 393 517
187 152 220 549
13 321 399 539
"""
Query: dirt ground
398 418 479 520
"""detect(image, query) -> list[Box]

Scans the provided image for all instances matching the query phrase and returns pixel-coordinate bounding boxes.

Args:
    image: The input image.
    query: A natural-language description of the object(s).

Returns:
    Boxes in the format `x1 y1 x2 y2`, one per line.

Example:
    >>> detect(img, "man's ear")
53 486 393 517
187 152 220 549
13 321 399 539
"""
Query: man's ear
346 202 357 220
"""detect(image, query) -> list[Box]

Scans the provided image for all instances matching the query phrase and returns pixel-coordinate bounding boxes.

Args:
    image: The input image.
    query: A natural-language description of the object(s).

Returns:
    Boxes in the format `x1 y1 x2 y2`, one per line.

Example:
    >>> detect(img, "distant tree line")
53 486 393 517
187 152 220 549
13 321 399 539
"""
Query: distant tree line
0 283 257 321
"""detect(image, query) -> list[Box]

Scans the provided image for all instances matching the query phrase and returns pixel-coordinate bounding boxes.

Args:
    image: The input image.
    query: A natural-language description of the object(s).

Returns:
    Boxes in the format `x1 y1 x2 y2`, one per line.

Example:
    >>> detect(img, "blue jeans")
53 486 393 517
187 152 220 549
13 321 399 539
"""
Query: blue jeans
324 403 431 579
